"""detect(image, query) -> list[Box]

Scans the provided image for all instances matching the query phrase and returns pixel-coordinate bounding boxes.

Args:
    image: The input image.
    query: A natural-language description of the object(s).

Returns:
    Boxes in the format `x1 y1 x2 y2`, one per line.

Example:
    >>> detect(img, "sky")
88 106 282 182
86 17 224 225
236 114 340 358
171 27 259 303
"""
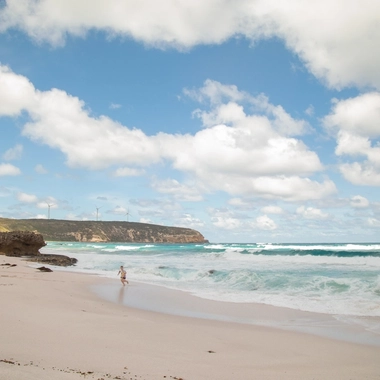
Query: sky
0 0 380 243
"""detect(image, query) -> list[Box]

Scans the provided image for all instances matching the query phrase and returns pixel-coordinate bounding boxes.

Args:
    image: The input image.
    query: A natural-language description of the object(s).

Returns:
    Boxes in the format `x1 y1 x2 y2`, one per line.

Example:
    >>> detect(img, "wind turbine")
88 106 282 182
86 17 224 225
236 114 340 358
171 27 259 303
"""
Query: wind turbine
125 209 131 222
47 203 54 220
96 206 102 221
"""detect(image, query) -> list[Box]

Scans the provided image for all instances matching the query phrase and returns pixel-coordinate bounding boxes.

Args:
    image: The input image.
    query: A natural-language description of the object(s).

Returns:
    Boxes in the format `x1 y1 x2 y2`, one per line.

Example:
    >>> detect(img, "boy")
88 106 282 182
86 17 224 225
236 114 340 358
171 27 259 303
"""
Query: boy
117 265 129 285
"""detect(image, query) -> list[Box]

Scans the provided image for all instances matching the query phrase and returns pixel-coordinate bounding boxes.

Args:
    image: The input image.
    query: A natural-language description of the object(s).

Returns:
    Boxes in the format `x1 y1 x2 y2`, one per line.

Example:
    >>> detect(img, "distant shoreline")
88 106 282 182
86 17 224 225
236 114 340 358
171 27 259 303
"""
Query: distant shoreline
0 217 208 243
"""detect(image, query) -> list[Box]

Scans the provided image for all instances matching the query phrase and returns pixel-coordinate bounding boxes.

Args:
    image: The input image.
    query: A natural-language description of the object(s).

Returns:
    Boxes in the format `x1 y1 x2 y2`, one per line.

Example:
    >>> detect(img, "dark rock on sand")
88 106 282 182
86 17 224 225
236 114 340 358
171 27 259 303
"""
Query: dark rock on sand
0 231 77 266
36 266 53 272
28 254 77 266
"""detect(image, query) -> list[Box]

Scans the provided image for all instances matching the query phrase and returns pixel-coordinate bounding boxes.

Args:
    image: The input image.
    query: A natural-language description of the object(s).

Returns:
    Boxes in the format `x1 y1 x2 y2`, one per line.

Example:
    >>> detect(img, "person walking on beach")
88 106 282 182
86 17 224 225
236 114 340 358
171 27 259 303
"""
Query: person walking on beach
117 265 129 286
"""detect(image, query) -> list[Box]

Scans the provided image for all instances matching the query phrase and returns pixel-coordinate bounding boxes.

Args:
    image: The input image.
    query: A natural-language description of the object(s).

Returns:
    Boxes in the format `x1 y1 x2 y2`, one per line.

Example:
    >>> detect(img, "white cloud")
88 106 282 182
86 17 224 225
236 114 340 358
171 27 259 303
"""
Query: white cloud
37 201 57 209
350 195 370 209
1 1 379 89
0 65 36 116
265 1 380 89
176 213 205 229
113 167 145 177
188 80 310 136
110 206 128 215
23 89 162 170
261 205 284 214
151 178 203 202
17 192 38 203
254 215 277 230
3 144 23 161
296 206 329 220
339 162 380 186
324 93 380 137
323 93 380 186
368 218 380 228
212 216 241 230
305 105 314 117
35 164 48 174
0 0 247 47
0 66 334 202
35 214 47 220
223 176 336 202
0 163 21 176
109 103 121 109
209 208 242 230
228 198 256 210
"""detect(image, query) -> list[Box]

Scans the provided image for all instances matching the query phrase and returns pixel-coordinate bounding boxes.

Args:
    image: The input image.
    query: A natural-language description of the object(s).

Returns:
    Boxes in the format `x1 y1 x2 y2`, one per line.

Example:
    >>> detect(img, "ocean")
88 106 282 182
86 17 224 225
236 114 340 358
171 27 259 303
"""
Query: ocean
41 241 380 318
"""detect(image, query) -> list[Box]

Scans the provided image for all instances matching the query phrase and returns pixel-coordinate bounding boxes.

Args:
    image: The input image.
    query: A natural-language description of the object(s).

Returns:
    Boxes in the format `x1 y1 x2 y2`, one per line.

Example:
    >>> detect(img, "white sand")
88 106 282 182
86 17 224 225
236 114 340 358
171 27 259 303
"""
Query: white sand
1 256 380 380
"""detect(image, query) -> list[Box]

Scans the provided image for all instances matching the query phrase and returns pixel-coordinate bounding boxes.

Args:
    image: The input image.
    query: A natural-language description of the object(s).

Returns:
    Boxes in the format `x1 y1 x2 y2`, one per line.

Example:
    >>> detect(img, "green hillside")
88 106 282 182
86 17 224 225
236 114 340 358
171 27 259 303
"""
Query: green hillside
0 218 208 243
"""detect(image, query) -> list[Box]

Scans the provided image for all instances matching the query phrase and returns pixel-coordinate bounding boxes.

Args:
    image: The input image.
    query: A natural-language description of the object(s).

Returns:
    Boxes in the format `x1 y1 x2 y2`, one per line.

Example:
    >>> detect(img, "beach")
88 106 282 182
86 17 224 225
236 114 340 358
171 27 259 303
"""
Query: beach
1 256 380 380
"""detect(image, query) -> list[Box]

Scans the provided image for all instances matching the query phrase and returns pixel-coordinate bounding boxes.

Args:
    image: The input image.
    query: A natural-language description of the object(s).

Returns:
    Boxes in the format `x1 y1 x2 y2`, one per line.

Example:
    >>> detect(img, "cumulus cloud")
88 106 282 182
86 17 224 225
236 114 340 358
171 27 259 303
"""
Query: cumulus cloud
17 192 38 203
23 90 162 170
339 163 380 186
350 195 370 209
37 199 57 209
266 1 380 89
0 65 333 202
1 1 379 89
151 178 204 202
176 213 205 229
261 205 284 214
226 176 336 201
254 215 277 230
324 93 380 137
211 215 242 230
0 65 36 115
296 206 329 220
187 80 311 136
0 163 21 176
323 93 380 186
228 198 256 210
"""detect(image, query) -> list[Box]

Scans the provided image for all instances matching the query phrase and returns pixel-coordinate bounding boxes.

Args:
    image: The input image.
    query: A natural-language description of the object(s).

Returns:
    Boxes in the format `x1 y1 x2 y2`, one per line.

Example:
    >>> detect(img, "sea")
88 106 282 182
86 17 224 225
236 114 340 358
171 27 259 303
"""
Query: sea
41 241 380 318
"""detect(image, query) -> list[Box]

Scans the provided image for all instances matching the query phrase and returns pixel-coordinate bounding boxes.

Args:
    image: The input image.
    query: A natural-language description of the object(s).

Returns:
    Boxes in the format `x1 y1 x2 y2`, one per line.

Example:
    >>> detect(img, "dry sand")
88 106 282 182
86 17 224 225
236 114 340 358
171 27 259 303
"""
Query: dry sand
1 256 380 380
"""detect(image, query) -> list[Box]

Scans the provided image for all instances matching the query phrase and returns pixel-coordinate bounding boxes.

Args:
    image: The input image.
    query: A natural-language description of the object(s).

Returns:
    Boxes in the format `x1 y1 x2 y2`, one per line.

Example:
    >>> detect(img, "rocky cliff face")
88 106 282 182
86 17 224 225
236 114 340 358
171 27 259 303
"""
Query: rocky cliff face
0 231 77 266
0 218 208 244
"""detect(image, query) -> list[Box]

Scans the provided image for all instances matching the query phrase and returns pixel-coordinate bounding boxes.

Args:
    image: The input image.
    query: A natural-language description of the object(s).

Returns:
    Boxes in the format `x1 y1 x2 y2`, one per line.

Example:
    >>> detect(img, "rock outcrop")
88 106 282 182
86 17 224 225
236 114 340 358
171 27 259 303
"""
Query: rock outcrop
0 231 77 266
27 254 78 266
0 231 46 256
0 218 208 244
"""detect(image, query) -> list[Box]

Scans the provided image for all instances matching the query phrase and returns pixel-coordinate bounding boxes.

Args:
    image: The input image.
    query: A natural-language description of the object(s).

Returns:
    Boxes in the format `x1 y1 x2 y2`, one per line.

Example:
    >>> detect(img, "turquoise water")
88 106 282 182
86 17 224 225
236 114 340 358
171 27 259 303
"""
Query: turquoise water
41 242 380 317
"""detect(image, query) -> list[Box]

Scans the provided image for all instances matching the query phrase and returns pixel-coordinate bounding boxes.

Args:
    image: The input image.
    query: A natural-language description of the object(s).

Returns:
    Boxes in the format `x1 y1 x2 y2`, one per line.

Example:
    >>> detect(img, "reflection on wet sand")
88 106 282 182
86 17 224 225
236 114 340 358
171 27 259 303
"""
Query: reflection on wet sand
118 285 128 304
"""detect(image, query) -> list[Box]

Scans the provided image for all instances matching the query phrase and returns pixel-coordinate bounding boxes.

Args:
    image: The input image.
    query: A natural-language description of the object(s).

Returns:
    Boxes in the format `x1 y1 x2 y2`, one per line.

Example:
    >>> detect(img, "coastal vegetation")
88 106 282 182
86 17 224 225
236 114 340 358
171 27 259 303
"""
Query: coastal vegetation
0 217 208 243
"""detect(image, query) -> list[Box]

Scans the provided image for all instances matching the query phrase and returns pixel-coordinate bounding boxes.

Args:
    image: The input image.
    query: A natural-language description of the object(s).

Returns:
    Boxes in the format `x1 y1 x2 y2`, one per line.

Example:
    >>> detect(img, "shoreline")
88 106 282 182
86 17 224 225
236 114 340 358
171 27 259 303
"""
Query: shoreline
2 256 380 379
92 280 380 348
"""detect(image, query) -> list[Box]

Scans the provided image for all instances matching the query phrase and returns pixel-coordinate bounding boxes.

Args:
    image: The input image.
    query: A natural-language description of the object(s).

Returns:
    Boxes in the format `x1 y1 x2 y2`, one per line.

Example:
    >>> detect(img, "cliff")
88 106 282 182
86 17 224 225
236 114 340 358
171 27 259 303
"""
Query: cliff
0 218 208 244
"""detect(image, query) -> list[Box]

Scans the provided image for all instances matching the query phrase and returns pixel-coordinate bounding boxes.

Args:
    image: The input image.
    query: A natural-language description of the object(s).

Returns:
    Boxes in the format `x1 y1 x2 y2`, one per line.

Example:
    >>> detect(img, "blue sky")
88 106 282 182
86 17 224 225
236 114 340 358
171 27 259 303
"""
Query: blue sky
0 0 380 243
